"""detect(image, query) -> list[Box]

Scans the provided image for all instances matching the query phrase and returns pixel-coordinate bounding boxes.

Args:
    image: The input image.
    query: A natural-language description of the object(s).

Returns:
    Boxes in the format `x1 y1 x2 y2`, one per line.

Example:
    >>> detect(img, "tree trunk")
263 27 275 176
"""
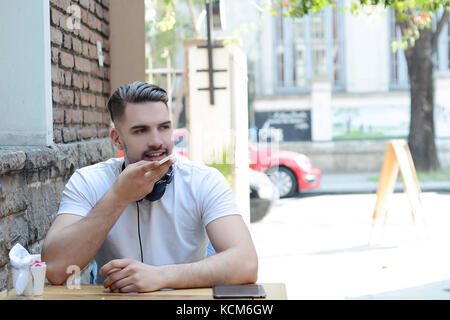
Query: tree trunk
402 27 440 172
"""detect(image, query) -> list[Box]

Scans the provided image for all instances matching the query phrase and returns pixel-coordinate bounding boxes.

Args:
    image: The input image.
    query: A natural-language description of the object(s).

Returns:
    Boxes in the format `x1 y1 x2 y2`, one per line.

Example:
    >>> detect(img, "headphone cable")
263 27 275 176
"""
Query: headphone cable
136 201 144 263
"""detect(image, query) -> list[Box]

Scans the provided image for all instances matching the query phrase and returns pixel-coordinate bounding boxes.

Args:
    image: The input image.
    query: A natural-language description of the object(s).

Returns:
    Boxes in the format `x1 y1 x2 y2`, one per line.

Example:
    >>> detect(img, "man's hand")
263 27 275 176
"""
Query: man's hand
99 259 165 293
111 159 175 205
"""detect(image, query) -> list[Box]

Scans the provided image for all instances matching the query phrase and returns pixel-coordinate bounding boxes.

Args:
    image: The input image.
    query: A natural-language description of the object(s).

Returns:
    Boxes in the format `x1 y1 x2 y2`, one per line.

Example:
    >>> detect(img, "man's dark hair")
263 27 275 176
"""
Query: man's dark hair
107 81 168 123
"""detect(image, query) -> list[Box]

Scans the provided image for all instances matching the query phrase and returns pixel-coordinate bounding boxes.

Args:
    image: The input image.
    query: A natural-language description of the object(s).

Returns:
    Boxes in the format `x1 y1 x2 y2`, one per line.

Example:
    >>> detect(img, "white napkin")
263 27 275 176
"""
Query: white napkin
9 243 32 295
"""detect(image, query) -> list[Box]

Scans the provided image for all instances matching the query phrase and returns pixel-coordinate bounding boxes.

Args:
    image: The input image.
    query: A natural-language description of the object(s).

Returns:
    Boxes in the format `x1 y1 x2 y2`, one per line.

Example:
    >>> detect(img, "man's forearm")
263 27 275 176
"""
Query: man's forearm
161 247 258 289
42 189 129 284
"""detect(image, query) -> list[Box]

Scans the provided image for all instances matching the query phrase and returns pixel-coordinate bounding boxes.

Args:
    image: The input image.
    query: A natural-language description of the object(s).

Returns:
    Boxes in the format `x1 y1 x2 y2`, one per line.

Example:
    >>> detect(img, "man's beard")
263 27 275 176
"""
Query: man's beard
123 142 168 165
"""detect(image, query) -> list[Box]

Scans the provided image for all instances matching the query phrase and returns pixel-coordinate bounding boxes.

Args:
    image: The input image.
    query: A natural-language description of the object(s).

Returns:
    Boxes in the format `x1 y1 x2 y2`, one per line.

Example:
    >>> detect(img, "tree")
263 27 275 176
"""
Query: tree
272 0 450 172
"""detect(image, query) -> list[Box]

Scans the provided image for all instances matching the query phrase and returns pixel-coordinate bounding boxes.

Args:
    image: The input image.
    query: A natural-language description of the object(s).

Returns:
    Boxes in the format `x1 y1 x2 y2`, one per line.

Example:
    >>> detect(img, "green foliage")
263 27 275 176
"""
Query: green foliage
206 149 232 186
146 0 203 76
271 0 449 52
270 0 335 18
369 169 450 182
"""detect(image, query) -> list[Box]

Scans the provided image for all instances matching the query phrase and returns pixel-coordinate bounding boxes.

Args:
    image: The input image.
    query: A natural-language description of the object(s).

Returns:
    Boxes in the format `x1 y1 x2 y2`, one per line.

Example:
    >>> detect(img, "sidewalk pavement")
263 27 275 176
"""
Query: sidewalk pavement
302 171 450 195
251 172 450 300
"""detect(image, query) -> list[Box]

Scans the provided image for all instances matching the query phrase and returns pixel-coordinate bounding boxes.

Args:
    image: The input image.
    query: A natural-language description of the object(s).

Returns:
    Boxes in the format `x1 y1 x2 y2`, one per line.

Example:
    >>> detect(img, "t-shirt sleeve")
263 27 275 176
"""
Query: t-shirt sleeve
199 168 242 227
57 170 97 217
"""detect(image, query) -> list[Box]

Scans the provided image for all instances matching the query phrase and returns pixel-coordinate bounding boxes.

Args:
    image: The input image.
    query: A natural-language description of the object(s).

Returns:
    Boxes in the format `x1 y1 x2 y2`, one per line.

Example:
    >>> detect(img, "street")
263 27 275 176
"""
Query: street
250 192 450 299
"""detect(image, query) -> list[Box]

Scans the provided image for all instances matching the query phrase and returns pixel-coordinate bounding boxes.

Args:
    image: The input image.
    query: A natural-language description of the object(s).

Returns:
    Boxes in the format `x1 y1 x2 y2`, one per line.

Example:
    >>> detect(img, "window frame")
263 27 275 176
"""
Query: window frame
387 10 410 90
272 2 346 95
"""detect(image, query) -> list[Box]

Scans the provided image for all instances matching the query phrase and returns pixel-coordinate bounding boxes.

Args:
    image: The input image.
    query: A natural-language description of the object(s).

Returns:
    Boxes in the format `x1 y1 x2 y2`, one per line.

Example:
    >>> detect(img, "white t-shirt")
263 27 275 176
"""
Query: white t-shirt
57 156 241 283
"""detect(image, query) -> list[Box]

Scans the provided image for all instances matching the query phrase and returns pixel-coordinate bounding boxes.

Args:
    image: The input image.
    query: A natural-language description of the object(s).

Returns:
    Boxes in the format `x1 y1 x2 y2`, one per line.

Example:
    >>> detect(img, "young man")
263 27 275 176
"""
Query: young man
42 82 258 292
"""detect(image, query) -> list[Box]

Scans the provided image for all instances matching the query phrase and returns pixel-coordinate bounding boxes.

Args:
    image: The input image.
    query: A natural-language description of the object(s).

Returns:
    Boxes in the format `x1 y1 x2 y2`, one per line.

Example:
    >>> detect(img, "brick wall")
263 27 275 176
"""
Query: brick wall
0 0 116 290
50 0 111 144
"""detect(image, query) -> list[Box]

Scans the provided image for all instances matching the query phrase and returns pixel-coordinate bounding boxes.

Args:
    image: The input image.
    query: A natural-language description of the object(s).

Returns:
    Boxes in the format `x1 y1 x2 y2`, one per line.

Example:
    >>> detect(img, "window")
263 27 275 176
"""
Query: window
274 2 345 93
0 0 53 146
389 10 409 89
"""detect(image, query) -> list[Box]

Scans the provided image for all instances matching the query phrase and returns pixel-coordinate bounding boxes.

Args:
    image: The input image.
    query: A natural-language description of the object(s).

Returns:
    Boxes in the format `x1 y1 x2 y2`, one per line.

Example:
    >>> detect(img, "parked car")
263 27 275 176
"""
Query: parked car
248 142 322 198
173 128 322 198
249 169 279 223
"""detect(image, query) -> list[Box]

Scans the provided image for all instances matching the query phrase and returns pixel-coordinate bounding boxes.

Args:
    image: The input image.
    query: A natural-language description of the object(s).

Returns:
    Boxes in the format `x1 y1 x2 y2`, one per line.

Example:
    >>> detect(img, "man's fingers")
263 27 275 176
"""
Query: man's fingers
104 270 131 289
107 275 135 292
143 159 175 178
118 284 138 293
99 259 133 276
106 267 121 276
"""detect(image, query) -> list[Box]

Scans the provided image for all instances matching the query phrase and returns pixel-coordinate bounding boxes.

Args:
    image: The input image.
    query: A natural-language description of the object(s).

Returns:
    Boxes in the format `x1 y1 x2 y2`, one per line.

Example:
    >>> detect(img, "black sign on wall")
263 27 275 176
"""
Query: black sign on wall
255 110 312 142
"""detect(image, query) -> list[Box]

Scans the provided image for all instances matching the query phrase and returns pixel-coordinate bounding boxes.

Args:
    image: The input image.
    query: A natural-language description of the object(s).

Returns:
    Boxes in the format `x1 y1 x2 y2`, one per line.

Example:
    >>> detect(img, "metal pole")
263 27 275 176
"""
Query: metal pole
205 0 214 105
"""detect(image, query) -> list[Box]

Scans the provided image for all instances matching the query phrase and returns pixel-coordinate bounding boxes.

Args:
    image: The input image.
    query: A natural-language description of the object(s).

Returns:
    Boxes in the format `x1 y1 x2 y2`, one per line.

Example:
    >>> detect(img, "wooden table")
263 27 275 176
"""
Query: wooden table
1 283 287 300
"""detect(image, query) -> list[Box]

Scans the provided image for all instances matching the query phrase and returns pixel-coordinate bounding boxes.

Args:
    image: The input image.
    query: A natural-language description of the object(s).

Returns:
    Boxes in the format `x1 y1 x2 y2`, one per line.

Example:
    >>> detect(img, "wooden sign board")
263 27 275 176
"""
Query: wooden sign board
369 139 424 244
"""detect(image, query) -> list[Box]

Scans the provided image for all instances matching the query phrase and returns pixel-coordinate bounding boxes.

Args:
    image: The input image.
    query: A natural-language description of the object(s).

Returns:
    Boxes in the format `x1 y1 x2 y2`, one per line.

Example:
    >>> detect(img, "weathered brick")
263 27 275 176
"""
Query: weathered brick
79 0 90 10
62 126 77 143
64 70 72 86
90 94 97 107
81 125 98 139
50 7 62 27
59 88 74 105
96 95 105 108
74 56 91 73
82 41 90 58
102 36 110 50
89 77 102 93
83 75 90 89
101 0 110 9
72 109 83 124
72 37 82 54
51 47 60 64
102 112 110 124
87 12 101 31
62 33 72 50
52 0 71 12
95 3 104 19
79 24 91 41
80 92 91 107
72 73 83 89
53 108 64 124
60 51 74 68
52 86 60 103
102 51 110 66
102 80 110 94
89 0 96 13
51 65 64 84
74 91 81 105
81 6 89 24
88 43 98 59
64 108 72 124
50 26 63 45
53 127 63 143
98 126 110 138
83 110 96 124
100 21 110 37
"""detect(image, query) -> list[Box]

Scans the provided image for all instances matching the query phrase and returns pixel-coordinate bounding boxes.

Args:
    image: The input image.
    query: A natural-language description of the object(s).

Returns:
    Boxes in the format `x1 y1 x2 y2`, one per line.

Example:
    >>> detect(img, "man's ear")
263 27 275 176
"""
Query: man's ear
110 127 123 150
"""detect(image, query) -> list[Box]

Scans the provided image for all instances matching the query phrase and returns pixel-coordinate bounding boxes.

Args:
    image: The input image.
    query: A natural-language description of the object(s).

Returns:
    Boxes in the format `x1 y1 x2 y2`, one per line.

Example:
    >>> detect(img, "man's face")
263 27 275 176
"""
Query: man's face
110 101 174 166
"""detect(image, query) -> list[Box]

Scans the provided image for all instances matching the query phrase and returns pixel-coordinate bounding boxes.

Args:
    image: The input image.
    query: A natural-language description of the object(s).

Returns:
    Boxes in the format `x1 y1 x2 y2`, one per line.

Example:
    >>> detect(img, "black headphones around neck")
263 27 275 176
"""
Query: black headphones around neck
121 162 174 202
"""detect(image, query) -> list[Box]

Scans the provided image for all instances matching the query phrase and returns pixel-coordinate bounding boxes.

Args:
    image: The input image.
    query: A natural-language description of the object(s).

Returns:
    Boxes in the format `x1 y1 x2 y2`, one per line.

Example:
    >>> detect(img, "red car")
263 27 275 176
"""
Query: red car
173 128 321 198
247 142 321 197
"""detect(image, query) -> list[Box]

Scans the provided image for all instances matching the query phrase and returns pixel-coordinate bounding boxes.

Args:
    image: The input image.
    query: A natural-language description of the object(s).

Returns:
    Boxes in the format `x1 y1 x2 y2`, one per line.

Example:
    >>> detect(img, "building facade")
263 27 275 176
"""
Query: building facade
219 0 450 171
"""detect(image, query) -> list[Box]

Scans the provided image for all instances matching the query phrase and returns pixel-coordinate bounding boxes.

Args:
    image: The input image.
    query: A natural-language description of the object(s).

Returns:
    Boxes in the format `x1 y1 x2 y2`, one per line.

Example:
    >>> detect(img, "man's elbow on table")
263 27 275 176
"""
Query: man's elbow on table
245 253 259 284
232 248 258 285
41 249 71 285
44 261 70 285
